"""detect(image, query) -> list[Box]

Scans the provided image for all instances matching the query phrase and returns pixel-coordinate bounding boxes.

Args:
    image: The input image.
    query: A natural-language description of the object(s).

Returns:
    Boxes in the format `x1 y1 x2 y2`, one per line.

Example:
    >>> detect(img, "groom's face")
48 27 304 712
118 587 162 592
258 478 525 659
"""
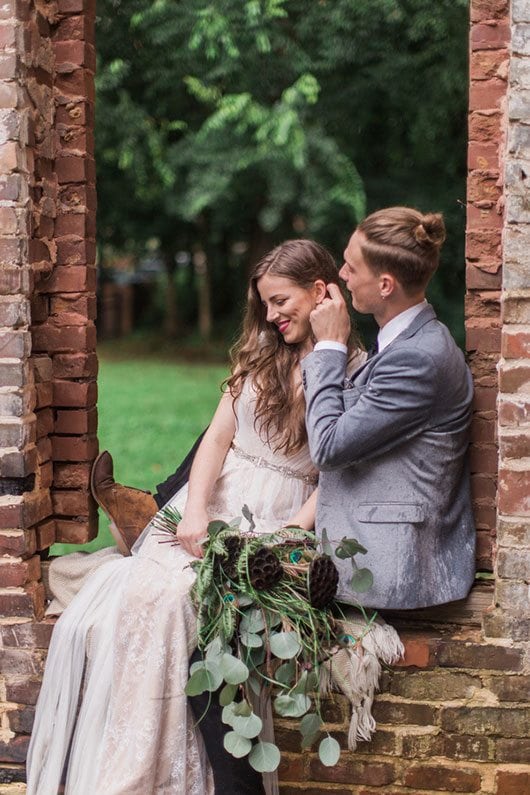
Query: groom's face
340 231 381 314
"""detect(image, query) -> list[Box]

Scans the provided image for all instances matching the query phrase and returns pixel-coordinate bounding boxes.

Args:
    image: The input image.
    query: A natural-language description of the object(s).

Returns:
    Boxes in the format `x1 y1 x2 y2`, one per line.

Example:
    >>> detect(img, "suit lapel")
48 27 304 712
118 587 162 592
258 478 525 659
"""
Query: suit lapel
346 304 438 387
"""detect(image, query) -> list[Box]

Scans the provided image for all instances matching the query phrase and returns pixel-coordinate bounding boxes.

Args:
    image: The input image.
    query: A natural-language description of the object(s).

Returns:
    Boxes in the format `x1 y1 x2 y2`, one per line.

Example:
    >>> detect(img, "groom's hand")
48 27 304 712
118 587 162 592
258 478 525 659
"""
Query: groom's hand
310 283 351 344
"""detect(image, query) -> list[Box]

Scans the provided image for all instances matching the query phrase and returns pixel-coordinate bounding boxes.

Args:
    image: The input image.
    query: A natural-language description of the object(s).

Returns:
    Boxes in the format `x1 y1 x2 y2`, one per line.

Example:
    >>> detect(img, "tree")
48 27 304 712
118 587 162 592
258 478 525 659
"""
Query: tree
95 0 469 341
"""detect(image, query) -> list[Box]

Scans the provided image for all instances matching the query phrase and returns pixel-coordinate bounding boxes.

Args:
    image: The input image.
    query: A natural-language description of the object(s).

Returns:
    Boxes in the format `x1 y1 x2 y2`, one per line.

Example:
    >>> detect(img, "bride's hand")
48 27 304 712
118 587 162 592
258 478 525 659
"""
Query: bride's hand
177 509 209 558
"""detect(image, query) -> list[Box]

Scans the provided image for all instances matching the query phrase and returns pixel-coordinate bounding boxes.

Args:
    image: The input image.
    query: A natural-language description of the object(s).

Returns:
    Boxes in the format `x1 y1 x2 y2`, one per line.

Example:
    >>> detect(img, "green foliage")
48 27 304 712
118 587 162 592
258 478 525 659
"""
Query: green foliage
96 0 469 340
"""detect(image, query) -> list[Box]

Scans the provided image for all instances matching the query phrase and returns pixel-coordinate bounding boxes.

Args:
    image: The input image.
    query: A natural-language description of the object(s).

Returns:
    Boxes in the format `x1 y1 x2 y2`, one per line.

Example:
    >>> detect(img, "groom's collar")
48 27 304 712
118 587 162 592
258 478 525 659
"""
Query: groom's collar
390 302 437 344
377 300 429 352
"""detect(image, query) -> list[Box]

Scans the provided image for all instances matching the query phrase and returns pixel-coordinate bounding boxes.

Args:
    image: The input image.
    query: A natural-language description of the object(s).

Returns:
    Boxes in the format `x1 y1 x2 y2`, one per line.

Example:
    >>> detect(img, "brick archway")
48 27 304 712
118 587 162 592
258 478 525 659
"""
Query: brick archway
1 1 529 792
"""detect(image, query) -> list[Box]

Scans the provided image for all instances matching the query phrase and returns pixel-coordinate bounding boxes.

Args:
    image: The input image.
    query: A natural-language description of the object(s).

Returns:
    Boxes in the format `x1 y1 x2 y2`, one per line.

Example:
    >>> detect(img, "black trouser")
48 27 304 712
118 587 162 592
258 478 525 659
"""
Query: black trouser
153 428 208 508
188 648 266 795
155 436 265 794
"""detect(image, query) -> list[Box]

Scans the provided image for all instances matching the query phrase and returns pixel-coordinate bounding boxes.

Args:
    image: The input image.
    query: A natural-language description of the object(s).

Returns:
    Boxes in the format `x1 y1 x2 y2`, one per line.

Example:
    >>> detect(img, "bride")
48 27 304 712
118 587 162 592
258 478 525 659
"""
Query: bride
27 239 363 795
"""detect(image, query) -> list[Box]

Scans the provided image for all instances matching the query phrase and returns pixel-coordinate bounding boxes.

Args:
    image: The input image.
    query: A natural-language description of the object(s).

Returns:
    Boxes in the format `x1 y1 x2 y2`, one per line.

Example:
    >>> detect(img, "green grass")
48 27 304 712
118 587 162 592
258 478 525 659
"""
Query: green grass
51 357 228 555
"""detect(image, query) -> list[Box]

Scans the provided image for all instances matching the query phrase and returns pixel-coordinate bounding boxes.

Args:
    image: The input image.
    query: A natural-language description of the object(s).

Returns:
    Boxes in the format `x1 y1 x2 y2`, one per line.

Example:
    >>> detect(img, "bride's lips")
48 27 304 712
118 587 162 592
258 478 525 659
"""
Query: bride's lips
277 320 290 334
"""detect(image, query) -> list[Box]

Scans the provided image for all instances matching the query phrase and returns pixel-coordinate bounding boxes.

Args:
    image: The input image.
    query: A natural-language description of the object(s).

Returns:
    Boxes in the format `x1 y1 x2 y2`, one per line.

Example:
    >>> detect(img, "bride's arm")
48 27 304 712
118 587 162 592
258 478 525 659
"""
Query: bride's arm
177 390 236 557
286 489 318 532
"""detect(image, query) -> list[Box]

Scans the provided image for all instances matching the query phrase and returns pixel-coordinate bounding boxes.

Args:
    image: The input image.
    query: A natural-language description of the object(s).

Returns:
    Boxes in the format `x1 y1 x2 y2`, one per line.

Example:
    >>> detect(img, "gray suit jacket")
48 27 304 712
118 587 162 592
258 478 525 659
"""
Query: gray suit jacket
302 305 475 609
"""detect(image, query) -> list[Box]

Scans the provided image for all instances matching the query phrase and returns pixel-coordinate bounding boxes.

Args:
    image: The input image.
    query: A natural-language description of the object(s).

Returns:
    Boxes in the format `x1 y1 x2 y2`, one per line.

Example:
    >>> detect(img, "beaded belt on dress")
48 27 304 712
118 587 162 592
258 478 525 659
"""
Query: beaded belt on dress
230 443 318 486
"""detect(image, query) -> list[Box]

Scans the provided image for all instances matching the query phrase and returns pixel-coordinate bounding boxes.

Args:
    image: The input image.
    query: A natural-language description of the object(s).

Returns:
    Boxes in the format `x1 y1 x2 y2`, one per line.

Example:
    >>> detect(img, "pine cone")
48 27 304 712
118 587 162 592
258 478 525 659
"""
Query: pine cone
217 536 243 580
308 555 339 609
248 546 283 590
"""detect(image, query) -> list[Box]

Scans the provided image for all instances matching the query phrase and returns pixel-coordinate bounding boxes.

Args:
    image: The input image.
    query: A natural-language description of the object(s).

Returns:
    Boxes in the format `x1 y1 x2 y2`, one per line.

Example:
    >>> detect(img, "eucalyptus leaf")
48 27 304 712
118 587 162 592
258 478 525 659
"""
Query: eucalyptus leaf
208 519 229 536
240 631 263 648
319 736 341 766
248 645 266 667
232 700 252 717
264 610 281 628
220 653 249 685
219 683 238 707
290 670 308 695
237 594 254 607
205 636 225 662
221 703 238 727
274 693 311 718
350 567 374 593
335 536 368 558
275 660 296 687
269 631 301 660
185 667 216 697
189 660 205 676
248 741 281 773
232 712 263 739
240 609 265 634
224 731 252 758
300 712 321 738
320 527 333 557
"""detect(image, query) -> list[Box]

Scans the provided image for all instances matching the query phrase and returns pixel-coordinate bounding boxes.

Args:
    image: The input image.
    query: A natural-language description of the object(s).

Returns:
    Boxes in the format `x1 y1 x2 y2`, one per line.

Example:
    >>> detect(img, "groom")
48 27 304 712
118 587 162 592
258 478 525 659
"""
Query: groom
302 206 475 609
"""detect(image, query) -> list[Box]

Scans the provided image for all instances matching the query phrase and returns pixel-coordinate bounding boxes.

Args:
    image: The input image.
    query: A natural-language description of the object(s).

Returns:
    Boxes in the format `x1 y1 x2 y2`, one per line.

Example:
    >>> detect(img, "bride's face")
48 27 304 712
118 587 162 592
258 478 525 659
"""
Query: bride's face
257 272 323 352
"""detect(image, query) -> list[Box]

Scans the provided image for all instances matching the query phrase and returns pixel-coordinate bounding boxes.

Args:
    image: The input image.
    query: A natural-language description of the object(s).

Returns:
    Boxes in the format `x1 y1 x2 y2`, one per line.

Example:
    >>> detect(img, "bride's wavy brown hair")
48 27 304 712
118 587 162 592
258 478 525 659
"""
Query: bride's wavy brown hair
227 239 358 455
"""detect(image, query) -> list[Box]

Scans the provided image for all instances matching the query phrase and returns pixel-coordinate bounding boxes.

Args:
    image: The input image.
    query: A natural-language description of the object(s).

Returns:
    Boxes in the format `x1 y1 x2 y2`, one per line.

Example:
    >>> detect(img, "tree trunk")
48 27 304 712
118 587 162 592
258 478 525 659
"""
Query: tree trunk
163 253 178 338
193 248 212 341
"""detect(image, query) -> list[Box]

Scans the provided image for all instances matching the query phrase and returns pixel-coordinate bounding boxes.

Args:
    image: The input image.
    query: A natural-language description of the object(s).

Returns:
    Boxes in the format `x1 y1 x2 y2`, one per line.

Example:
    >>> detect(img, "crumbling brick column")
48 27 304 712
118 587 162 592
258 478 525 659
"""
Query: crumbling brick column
0 0 97 787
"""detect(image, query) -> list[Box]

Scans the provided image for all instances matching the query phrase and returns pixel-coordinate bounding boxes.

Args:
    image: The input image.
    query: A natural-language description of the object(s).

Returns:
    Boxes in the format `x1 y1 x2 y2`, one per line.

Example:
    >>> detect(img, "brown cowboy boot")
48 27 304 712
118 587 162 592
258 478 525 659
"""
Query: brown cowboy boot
90 451 158 555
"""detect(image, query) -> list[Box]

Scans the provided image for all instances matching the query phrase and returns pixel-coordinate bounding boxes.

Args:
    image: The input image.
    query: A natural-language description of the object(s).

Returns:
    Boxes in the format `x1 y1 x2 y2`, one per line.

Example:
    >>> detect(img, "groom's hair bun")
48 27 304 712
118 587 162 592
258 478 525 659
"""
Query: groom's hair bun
414 213 446 248
357 206 446 292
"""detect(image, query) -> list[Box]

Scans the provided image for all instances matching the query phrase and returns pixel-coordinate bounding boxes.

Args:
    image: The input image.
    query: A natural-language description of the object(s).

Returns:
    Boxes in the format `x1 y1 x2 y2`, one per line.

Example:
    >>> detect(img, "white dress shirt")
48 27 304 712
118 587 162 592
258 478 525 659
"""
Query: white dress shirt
314 299 428 355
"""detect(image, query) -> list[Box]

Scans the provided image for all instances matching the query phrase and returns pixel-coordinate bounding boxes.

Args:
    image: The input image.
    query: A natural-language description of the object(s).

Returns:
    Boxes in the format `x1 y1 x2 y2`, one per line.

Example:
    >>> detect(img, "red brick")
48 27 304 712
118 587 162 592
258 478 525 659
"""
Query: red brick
53 40 96 70
308 757 396 786
502 328 530 358
0 555 40 587
500 432 530 459
437 640 523 671
473 387 497 411
467 202 504 229
0 581 45 619
36 265 96 293
56 68 95 100
395 633 440 669
35 518 55 549
476 529 493 569
496 771 530 795
470 416 496 444
52 488 94 516
55 238 96 266
443 734 492 762
0 735 29 764
35 381 53 409
55 210 96 238
52 352 97 379
404 764 481 792
466 228 502 259
372 698 438 726
466 263 502 289
32 321 96 353
55 99 94 127
39 460 53 489
471 22 510 50
53 14 91 42
469 443 498 474
466 325 501 353
471 0 509 22
37 435 52 464
32 354 53 383
51 433 98 460
54 461 91 489
0 529 36 558
58 184 97 212
5 676 43 706
498 467 530 515
53 379 97 408
57 125 94 157
0 620 53 649
8 703 35 734
36 407 53 438
0 266 32 295
55 517 97 544
468 170 502 204
472 500 496 530
499 363 530 392
496 738 530 763
498 396 530 426
0 445 38 478
55 407 97 434
470 48 509 81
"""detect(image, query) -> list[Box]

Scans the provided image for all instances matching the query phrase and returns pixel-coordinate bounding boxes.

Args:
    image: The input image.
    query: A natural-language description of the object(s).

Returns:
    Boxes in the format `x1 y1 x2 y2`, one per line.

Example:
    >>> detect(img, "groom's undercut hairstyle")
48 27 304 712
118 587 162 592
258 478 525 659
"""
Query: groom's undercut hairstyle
358 206 446 293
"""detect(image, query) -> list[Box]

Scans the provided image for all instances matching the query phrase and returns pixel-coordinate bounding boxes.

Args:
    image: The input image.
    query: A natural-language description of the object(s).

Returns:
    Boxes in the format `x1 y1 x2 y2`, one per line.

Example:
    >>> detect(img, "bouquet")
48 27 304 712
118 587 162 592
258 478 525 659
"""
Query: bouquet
153 506 376 773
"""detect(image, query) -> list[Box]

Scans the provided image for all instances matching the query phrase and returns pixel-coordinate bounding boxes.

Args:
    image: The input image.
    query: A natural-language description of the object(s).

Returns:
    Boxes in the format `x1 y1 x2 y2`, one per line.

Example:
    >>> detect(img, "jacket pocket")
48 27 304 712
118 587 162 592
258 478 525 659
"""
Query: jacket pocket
357 503 425 524
342 384 368 410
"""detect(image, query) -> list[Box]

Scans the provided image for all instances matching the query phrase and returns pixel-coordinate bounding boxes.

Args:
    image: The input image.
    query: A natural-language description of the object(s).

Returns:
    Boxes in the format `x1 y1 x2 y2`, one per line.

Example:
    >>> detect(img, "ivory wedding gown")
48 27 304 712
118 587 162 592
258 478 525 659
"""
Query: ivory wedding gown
27 380 318 795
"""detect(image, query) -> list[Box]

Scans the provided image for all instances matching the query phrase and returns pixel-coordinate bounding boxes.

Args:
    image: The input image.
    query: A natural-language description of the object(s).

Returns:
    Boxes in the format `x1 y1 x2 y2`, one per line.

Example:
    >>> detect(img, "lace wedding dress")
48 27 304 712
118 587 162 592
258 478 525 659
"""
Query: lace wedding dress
27 380 318 795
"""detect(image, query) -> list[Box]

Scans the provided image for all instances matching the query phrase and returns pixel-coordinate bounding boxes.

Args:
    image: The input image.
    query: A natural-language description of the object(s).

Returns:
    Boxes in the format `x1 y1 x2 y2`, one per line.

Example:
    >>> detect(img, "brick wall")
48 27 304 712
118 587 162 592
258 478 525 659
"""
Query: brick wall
0 0 97 788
